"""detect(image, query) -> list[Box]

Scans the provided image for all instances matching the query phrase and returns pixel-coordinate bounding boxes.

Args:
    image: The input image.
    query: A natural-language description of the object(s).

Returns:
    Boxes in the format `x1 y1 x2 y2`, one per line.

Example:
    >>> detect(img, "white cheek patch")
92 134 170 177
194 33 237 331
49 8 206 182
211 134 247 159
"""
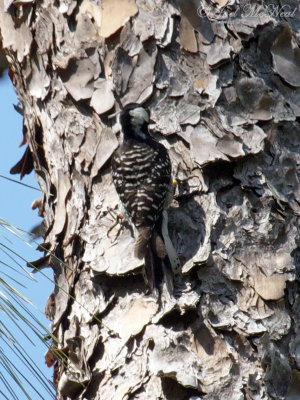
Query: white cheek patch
129 107 149 140
129 108 149 125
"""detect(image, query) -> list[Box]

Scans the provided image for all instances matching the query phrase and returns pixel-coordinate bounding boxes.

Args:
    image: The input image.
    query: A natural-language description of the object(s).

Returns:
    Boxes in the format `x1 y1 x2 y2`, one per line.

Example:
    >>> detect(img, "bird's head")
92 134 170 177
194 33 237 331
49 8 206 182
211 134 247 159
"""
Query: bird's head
119 103 150 141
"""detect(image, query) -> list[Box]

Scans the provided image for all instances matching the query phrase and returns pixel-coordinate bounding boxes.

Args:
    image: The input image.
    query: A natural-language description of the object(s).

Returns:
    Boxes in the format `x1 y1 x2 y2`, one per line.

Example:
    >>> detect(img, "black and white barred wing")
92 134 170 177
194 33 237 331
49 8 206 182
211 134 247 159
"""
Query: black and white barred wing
112 141 171 229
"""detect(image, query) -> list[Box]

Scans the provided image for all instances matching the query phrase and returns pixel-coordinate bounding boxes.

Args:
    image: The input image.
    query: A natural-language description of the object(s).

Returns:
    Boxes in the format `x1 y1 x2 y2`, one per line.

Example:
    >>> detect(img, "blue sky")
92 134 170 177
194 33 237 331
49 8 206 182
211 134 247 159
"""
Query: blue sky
0 72 54 399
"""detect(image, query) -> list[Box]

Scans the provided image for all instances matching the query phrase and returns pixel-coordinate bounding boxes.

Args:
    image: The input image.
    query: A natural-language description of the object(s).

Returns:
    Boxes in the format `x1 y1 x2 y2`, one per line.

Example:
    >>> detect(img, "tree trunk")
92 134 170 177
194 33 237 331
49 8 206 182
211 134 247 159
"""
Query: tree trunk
1 0 300 399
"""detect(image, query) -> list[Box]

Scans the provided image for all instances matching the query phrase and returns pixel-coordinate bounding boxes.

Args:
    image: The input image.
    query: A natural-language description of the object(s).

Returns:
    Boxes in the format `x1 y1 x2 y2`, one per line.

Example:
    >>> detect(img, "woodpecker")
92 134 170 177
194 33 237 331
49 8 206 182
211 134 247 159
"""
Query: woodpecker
111 103 177 293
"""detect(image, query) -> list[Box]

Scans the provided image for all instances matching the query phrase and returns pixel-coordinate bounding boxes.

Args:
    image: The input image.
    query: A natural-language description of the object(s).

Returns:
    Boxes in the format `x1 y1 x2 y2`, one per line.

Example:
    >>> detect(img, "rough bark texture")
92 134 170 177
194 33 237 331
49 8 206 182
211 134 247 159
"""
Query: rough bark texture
1 0 300 399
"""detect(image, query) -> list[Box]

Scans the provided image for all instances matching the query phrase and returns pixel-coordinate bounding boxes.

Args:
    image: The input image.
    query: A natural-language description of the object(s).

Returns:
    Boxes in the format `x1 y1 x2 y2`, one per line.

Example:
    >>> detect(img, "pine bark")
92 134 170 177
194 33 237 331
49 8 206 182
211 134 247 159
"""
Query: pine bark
1 0 300 399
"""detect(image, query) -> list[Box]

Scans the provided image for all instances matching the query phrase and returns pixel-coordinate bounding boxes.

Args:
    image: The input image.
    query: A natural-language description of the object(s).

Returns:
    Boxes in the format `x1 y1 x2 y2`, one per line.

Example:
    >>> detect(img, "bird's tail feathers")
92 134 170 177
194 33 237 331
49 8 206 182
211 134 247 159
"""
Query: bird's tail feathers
134 227 152 259
137 213 180 294
151 229 168 259
152 227 175 294
161 256 174 294
144 245 156 294
144 241 174 295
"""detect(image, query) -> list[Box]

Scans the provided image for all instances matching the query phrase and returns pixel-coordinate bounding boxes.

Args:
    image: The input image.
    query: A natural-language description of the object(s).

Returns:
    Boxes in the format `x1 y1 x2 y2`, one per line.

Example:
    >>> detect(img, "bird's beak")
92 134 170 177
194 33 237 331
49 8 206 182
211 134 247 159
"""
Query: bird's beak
108 110 121 120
